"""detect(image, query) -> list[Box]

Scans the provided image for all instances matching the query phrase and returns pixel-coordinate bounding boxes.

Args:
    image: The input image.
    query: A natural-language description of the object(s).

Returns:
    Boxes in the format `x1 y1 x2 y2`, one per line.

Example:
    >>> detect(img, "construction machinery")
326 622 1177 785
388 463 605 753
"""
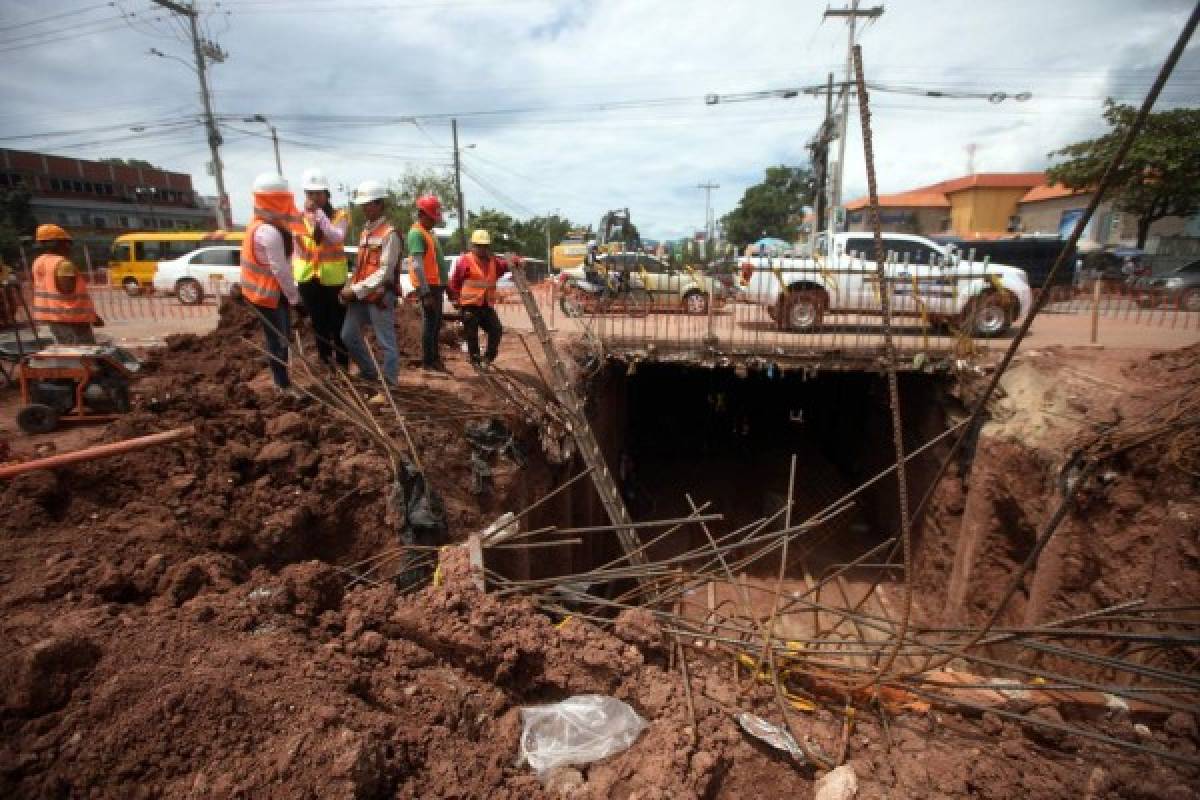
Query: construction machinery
551 209 643 270
15 345 140 434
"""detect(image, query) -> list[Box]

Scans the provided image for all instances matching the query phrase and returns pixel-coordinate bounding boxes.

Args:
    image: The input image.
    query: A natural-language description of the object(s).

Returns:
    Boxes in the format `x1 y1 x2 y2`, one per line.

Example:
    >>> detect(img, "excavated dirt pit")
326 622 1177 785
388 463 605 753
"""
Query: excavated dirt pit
1 298 1198 799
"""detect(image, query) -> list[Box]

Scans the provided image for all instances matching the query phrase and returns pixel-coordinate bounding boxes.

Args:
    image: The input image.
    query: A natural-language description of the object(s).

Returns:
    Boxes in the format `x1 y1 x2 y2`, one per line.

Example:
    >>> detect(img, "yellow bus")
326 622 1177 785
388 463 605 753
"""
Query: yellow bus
108 231 244 295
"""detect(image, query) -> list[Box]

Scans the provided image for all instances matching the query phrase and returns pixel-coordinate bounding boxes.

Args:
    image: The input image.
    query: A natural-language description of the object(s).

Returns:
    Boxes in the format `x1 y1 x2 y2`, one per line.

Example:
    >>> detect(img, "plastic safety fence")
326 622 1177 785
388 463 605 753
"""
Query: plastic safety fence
1030 278 1199 332
13 282 223 326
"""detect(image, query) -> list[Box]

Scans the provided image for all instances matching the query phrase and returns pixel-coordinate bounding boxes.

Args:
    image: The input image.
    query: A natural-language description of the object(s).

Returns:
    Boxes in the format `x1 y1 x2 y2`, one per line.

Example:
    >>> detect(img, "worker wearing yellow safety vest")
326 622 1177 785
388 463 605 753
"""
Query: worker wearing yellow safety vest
30 224 103 344
407 195 448 371
448 229 513 367
292 168 349 369
239 172 305 397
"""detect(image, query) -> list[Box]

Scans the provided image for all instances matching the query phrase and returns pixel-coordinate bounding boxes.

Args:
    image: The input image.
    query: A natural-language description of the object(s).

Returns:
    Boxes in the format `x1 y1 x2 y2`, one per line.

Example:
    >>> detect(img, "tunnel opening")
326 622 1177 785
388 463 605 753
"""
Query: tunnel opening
503 362 958 600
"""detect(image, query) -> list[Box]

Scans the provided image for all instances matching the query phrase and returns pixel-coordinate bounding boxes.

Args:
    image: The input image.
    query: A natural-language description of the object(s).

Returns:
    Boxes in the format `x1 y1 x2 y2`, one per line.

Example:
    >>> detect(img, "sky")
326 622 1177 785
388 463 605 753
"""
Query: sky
0 0 1197 240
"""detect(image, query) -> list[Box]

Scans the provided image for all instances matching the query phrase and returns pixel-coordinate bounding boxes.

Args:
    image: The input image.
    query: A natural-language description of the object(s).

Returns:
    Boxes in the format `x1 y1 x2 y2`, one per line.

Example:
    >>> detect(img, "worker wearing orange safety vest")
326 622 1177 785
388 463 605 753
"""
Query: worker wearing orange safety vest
240 172 304 396
30 224 103 344
448 229 513 367
339 179 400 390
406 195 448 371
292 167 349 370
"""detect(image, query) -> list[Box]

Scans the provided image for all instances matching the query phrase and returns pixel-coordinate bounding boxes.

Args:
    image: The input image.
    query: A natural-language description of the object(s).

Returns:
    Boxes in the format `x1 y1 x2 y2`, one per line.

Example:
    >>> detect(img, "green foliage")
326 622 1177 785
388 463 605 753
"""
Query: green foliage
1047 100 1200 247
0 189 35 266
99 158 161 170
347 168 456 242
720 165 815 248
465 208 575 259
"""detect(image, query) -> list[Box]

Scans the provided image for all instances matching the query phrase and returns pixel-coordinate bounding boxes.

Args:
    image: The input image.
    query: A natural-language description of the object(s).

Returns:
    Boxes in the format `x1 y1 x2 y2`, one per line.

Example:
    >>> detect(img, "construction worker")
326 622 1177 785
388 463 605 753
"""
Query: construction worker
293 168 349 370
339 179 400 387
448 229 511 366
30 224 103 344
407 195 448 371
239 173 304 396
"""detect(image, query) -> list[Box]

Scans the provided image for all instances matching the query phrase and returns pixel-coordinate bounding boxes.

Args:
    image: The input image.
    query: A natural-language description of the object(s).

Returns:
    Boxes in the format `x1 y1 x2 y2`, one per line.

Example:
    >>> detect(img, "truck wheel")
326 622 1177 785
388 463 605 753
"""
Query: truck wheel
17 403 59 434
122 277 142 297
176 278 204 305
781 289 825 332
962 291 1013 337
682 290 709 315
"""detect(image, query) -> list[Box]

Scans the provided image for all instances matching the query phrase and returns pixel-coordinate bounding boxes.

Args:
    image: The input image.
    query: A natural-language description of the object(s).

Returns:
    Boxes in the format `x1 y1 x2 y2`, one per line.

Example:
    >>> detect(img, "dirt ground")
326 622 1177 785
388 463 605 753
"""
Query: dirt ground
1 299 1198 798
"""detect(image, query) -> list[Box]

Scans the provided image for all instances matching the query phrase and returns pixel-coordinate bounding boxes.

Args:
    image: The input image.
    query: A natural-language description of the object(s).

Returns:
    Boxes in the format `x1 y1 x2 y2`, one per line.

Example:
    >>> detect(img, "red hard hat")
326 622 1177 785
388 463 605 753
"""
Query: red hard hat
416 195 443 222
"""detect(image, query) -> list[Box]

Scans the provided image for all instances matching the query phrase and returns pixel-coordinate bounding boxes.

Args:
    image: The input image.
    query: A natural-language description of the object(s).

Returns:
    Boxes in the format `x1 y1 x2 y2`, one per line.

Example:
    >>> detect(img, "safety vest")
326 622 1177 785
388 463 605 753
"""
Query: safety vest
352 218 396 304
459 252 498 307
239 219 284 308
407 223 441 288
292 208 348 286
31 253 96 325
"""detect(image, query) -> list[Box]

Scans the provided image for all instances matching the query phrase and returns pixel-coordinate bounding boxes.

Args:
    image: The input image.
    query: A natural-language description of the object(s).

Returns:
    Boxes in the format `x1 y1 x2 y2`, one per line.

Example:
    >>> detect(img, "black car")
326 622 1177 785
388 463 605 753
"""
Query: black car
1132 259 1200 312
932 236 1076 293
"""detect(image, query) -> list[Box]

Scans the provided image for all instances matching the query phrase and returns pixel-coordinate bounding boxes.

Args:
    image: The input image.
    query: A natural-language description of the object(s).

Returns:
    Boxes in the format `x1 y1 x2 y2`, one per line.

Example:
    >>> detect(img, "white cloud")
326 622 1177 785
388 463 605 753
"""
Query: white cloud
1 0 1196 240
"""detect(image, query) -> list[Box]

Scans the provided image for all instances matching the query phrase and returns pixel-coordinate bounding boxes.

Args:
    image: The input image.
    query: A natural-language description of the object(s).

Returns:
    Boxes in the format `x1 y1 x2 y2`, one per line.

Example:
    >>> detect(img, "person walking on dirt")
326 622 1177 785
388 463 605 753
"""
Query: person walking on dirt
30 224 103 344
407 195 448 371
340 180 400 389
448 229 512 367
239 173 304 397
293 167 349 370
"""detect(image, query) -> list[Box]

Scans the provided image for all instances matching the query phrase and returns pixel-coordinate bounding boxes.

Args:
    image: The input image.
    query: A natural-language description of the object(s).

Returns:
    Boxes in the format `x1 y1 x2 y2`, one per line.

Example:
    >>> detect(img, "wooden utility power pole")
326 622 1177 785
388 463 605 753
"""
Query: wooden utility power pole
148 0 229 228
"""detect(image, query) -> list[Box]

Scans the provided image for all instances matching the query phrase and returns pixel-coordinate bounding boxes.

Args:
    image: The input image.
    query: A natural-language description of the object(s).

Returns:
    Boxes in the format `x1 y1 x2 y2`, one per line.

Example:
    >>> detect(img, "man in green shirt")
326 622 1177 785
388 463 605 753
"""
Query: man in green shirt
407 195 449 370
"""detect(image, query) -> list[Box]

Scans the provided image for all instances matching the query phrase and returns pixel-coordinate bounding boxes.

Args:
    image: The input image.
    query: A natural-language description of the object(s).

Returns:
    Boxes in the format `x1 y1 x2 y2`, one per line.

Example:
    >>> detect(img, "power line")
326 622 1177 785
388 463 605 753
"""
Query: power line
0 2 114 34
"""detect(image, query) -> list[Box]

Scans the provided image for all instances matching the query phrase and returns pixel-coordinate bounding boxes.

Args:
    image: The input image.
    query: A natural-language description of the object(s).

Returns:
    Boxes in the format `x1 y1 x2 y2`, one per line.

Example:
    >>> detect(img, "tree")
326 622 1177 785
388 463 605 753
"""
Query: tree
465 207 519 251
347 167 456 245
1047 100 1200 248
511 213 574 260
0 189 35 268
720 165 815 248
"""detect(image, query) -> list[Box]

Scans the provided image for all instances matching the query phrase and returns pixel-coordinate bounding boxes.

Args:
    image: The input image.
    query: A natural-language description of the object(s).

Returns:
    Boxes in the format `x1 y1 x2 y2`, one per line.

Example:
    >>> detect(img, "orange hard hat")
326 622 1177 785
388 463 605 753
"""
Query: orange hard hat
416 195 443 223
35 224 72 242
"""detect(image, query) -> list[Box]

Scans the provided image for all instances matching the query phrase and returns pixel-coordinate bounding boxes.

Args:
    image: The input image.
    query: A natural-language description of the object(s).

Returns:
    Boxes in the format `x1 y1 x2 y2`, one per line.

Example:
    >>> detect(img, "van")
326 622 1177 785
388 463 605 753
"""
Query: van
932 235 1076 295
109 231 244 296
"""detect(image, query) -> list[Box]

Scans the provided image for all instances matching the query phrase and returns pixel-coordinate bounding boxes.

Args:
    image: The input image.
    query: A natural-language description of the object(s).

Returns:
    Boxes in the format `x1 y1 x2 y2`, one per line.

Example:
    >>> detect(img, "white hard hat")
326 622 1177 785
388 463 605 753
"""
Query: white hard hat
253 172 288 192
302 168 330 192
353 179 388 205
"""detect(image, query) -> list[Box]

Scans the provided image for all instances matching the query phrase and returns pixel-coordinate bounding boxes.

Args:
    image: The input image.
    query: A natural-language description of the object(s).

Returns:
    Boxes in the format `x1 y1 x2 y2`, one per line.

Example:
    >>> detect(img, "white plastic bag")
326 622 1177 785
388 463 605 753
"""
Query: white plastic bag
518 694 647 776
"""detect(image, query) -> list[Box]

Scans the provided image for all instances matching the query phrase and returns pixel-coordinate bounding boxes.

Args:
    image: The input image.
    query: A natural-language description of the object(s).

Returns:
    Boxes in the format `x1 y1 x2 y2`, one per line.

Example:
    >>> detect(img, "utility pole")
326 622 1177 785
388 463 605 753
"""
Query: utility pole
810 72 834 245
697 181 719 253
149 0 229 228
451 119 466 244
823 1 883 247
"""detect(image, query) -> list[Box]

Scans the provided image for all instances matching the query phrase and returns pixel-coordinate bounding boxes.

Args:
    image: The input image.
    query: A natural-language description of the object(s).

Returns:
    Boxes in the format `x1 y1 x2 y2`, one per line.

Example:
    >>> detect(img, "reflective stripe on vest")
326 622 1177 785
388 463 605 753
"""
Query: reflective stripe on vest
31 253 96 324
458 251 498 307
407 223 441 287
239 219 283 308
292 208 348 285
352 219 395 303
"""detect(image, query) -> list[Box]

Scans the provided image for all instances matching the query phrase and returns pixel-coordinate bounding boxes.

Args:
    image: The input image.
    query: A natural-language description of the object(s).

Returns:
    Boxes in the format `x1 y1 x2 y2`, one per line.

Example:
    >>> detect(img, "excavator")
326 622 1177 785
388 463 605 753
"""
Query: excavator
551 208 642 270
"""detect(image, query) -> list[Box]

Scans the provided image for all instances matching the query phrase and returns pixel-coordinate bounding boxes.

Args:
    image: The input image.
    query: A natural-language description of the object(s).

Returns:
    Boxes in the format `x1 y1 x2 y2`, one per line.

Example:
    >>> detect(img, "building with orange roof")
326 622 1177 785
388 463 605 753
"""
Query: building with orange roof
845 172 1045 237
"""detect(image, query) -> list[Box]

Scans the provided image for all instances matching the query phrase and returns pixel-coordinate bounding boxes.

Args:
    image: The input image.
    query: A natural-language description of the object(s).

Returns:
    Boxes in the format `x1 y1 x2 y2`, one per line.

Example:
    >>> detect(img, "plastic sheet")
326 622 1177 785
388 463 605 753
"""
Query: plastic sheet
519 695 647 776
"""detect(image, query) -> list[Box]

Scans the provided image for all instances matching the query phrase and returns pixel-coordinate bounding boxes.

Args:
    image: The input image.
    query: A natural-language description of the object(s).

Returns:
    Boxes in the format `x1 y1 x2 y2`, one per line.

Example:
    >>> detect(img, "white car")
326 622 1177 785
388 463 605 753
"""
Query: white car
152 245 242 305
737 232 1032 337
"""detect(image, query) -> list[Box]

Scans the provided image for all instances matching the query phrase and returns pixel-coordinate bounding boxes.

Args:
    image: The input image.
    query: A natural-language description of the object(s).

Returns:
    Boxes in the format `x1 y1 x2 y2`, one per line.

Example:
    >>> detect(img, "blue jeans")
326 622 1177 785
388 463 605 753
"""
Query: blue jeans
340 292 398 384
253 300 291 388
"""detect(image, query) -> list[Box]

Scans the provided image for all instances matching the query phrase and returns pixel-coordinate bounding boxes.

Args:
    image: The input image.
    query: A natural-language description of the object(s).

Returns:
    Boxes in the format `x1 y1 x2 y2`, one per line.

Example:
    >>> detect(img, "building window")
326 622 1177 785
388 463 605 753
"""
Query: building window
49 178 61 191
72 180 82 192
57 213 68 224
118 215 130 227
93 216 107 228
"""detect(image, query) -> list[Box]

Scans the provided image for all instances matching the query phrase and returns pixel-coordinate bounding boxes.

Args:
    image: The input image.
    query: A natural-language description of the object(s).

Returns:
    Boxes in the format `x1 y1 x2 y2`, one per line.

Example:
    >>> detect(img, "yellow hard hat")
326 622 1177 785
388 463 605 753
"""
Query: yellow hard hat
36 224 72 242
470 229 492 246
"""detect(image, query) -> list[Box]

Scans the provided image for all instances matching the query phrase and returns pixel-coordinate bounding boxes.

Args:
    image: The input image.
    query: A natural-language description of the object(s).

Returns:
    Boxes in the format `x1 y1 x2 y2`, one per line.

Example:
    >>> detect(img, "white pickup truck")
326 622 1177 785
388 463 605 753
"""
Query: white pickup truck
737 232 1032 337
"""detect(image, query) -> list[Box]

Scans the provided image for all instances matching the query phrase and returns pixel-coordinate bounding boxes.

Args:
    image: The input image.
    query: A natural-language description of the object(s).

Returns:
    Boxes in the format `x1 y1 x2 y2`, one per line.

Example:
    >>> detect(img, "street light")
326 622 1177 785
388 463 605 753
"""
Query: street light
244 114 283 174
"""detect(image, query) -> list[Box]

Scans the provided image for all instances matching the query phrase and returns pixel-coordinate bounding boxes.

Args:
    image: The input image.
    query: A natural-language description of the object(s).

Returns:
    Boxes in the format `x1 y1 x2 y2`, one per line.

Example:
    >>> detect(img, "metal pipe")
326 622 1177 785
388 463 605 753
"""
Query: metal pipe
0 426 196 479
